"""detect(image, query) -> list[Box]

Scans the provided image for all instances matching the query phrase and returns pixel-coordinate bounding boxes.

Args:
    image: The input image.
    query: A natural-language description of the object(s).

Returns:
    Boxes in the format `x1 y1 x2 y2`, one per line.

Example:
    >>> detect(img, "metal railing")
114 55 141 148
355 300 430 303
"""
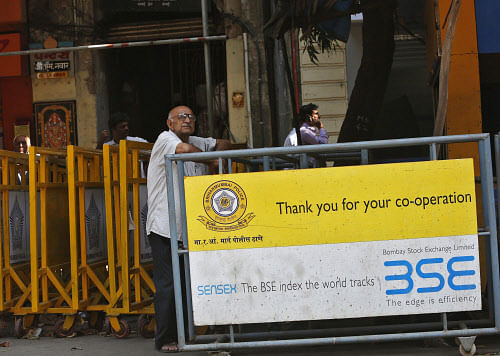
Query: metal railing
165 133 499 352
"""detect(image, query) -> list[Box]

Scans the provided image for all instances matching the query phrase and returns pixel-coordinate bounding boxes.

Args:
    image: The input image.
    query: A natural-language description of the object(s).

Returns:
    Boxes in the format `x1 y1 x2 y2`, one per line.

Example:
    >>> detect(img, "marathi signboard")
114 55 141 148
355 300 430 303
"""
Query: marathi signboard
185 159 481 326
31 51 73 79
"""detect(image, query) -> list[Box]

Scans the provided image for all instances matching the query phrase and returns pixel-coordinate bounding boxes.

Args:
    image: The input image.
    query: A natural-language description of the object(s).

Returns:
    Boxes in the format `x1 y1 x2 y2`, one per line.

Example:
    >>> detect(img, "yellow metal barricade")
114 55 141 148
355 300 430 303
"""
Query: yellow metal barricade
103 141 155 338
0 151 32 328
66 146 110 331
11 147 75 335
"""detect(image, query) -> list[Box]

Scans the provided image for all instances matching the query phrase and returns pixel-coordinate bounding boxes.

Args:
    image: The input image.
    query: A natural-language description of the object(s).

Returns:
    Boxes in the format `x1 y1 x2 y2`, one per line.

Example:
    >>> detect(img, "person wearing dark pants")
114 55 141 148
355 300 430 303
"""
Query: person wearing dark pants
148 232 178 349
146 105 231 352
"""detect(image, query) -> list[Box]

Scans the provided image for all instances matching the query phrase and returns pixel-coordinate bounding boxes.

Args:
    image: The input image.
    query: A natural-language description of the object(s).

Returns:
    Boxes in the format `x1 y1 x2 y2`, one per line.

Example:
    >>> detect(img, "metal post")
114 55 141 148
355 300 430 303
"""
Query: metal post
230 325 235 343
228 158 233 173
300 154 308 169
165 157 186 347
479 139 495 323
177 161 195 341
361 149 369 165
263 156 270 171
218 157 224 174
272 3 293 145
441 313 448 331
495 135 500 240
202 0 215 137
429 143 437 160
169 48 175 103
479 137 500 327
244 32 254 148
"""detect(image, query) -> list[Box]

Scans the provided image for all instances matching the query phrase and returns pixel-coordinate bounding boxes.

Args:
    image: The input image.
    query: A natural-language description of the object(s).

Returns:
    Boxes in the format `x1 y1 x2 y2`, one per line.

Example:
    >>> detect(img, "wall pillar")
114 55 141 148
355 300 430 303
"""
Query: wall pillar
29 0 99 148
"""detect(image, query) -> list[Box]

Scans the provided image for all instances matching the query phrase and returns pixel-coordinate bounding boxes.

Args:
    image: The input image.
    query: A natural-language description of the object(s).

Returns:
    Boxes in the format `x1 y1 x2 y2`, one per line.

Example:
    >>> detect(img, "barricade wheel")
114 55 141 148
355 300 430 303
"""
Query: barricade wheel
54 318 77 338
112 319 130 339
137 314 155 338
14 318 27 338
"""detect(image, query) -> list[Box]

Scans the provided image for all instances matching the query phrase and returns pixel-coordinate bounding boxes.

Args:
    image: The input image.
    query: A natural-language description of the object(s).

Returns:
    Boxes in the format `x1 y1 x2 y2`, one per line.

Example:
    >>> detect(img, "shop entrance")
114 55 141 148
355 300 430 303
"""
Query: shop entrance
104 41 227 143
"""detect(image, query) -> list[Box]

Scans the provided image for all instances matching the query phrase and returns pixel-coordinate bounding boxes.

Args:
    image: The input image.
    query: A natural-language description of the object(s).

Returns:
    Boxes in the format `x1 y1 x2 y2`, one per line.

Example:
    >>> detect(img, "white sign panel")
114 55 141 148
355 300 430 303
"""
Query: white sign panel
190 235 480 325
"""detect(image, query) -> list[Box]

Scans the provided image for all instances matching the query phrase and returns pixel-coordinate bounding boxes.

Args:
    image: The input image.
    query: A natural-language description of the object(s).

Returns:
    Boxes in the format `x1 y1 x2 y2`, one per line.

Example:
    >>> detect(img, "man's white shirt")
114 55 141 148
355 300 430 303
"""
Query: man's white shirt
146 130 216 241
284 128 297 146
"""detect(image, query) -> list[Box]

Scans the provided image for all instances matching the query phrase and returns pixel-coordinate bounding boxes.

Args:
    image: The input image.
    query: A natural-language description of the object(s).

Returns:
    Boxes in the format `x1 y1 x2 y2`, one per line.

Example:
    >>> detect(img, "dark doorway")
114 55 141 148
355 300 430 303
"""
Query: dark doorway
104 41 227 143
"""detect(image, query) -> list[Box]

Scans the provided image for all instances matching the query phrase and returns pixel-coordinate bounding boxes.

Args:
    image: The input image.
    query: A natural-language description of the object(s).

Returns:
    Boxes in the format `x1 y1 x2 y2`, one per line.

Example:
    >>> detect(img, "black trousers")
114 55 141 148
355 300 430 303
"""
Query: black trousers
149 232 184 349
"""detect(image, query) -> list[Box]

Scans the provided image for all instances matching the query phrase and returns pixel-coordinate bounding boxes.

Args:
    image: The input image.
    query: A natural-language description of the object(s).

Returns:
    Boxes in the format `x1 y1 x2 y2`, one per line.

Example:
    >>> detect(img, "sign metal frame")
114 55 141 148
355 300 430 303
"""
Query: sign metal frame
165 133 499 352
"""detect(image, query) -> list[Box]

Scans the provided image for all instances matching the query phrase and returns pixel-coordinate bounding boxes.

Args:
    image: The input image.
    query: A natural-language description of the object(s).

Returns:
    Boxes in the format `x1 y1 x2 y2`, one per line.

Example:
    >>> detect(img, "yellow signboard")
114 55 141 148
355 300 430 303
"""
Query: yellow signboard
185 159 477 252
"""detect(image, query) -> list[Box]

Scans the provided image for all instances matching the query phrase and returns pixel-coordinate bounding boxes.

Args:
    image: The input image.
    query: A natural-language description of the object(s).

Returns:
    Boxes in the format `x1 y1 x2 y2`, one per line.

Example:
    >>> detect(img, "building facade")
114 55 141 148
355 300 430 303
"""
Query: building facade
0 0 497 151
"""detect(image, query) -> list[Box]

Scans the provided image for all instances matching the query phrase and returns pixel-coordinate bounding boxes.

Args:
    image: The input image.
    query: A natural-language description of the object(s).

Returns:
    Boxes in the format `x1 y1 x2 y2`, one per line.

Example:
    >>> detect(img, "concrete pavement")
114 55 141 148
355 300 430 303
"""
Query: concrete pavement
1 334 500 355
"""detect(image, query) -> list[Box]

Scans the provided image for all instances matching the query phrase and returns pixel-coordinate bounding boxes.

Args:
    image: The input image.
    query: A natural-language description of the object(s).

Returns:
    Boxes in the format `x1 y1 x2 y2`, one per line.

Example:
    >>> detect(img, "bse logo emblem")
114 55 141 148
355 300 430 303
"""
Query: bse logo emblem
197 180 255 232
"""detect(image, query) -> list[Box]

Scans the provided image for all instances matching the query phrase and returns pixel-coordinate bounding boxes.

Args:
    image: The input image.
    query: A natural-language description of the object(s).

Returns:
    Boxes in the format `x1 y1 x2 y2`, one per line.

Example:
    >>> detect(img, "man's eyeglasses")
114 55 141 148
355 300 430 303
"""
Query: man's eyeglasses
177 113 196 122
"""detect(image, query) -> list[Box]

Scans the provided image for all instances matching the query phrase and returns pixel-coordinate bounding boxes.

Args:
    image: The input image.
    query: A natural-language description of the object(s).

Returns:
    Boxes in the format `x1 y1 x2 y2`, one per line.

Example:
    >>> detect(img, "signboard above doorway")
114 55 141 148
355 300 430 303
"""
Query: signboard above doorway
29 39 74 80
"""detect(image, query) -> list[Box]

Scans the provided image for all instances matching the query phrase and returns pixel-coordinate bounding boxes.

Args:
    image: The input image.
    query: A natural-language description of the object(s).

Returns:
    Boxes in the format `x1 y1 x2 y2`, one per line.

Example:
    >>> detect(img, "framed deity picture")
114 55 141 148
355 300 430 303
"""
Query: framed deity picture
34 101 77 148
